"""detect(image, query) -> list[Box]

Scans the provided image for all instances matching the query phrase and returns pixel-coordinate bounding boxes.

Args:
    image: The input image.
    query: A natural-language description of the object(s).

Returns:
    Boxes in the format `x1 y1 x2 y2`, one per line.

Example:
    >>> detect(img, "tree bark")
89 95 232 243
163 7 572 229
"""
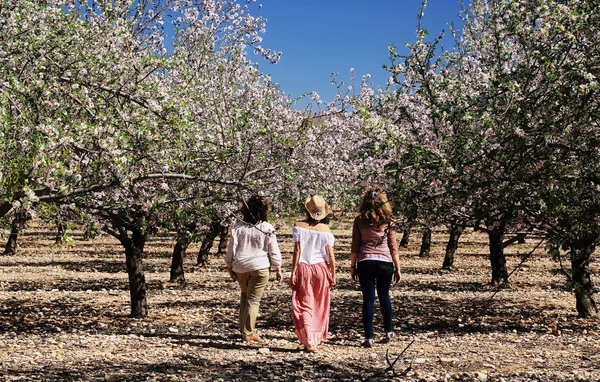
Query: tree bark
419 226 432 257
197 220 221 266
170 236 190 284
442 223 464 270
55 221 67 245
108 217 149 318
3 212 27 255
399 225 411 247
216 226 229 256
123 226 148 318
570 242 598 318
487 220 508 286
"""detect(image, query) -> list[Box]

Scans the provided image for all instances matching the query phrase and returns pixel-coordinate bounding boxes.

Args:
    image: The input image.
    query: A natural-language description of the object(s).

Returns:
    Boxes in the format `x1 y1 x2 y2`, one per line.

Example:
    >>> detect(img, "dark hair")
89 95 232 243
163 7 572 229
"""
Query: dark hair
241 195 269 224
304 210 331 225
358 188 392 226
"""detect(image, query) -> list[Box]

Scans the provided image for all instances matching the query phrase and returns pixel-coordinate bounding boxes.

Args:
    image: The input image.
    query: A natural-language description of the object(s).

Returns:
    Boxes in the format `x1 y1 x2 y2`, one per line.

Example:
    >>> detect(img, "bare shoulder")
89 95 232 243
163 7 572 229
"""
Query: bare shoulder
313 223 332 233
294 221 309 229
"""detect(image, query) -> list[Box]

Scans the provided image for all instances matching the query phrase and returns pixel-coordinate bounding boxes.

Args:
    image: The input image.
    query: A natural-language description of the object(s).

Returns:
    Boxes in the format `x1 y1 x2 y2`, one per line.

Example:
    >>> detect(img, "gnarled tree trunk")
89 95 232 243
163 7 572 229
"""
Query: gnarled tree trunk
487 220 508 286
399 225 411 248
55 221 67 245
4 212 27 255
570 242 597 318
442 223 464 270
197 220 222 266
418 226 432 258
216 226 229 256
108 216 149 318
123 227 148 318
170 236 190 284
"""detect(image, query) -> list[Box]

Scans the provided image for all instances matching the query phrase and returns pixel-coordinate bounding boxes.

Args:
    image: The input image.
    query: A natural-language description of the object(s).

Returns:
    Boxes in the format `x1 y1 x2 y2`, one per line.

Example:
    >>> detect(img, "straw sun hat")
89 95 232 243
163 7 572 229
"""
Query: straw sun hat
305 195 329 221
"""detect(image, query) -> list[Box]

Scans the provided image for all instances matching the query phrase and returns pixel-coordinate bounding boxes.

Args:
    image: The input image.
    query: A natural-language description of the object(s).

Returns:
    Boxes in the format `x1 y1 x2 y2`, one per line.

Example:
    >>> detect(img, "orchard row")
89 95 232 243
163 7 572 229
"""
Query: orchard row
1 1 598 318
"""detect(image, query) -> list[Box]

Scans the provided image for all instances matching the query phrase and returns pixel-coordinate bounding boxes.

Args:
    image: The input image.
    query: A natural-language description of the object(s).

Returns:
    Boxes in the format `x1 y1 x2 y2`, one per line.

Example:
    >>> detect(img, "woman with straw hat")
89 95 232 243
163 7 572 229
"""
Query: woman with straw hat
290 195 336 352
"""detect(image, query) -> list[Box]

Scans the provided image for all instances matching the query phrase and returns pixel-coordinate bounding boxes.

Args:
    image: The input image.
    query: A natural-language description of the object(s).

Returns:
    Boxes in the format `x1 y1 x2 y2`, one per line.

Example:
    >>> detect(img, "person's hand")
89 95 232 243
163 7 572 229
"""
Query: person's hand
289 271 297 289
351 267 358 282
227 267 237 282
330 277 336 287
275 269 283 283
393 269 401 284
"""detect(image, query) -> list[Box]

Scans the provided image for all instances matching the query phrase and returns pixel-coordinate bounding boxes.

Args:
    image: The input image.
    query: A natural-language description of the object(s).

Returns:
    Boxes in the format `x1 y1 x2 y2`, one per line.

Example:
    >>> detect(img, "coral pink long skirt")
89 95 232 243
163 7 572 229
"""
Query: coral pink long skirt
292 262 332 347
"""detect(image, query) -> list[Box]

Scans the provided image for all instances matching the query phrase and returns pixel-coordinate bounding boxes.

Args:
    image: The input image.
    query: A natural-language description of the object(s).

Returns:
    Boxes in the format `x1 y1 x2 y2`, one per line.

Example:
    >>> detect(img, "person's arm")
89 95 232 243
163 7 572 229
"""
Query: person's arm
388 226 401 284
350 217 361 282
327 245 336 286
225 234 236 281
290 241 301 288
267 230 283 283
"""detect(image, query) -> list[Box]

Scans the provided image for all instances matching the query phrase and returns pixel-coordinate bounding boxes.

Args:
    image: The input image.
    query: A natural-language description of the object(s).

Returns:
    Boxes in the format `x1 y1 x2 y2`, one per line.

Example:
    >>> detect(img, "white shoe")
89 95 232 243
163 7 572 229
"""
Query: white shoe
362 338 374 348
385 332 394 343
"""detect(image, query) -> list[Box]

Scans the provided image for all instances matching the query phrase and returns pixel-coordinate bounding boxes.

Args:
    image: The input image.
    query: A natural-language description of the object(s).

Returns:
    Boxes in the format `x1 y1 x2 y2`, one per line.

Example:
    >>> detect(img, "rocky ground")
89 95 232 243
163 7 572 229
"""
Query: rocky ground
0 221 599 381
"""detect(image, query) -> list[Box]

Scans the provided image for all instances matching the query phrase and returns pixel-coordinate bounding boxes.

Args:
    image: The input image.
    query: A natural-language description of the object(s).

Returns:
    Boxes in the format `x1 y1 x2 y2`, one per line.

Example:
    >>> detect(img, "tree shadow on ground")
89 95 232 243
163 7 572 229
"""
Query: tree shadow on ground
175 356 373 381
325 289 596 337
0 297 129 334
1 278 127 292
2 356 376 382
0 258 175 275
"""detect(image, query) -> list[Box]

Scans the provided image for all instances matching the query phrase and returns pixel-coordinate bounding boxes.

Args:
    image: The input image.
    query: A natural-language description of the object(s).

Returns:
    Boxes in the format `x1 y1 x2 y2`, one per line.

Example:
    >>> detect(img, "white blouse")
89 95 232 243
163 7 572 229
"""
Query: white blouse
225 221 282 273
292 226 335 265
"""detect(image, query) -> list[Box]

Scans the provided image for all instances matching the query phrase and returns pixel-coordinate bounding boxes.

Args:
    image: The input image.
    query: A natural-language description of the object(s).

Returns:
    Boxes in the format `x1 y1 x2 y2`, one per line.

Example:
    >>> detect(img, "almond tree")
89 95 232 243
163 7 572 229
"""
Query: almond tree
373 0 599 315
1 0 304 317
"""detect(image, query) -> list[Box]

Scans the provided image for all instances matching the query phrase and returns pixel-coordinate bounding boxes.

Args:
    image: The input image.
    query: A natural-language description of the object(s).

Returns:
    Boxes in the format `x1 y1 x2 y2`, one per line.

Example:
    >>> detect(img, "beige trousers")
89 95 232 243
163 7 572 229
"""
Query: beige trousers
236 268 269 340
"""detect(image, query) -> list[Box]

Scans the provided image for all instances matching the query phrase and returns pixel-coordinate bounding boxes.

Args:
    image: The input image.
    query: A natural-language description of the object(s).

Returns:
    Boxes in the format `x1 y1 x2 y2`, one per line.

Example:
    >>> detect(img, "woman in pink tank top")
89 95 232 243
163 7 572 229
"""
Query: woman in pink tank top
350 189 401 347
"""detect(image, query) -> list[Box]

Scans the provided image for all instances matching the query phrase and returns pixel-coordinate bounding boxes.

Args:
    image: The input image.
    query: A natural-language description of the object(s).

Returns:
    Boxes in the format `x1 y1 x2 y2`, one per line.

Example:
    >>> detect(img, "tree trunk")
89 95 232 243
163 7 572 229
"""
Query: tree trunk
442 224 464 270
108 219 149 318
197 221 221 266
55 221 67 245
170 237 190 284
123 227 148 318
3 212 27 255
399 225 411 247
570 242 597 318
419 226 432 257
216 226 229 256
487 220 508 286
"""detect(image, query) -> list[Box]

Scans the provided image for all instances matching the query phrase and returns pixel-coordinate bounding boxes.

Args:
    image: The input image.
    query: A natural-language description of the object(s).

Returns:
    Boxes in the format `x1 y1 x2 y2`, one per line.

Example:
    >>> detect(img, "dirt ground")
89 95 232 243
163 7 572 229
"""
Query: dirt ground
1 221 599 381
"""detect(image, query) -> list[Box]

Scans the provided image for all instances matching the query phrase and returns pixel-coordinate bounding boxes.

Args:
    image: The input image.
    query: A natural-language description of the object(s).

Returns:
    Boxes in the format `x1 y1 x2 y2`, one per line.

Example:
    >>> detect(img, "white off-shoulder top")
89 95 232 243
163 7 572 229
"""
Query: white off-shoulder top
292 225 335 265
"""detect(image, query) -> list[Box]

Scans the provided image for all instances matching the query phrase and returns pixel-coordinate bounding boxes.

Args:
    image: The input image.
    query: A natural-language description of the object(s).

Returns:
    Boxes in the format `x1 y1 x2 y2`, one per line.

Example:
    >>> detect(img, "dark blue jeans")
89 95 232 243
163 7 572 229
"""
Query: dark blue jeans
357 260 394 339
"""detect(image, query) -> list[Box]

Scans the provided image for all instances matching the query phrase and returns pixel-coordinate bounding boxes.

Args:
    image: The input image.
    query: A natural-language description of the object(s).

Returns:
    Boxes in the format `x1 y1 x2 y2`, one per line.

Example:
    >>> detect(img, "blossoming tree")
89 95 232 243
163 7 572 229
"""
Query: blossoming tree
371 0 599 316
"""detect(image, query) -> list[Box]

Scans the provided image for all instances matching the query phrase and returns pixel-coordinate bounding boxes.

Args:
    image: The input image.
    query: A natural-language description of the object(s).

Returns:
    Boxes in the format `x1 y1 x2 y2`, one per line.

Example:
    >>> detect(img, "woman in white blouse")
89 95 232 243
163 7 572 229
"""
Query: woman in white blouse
225 196 283 342
290 195 336 352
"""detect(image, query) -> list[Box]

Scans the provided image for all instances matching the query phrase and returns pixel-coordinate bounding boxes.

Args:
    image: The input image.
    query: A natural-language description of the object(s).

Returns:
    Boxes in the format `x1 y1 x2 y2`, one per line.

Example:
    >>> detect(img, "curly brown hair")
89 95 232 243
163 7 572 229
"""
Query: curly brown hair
358 188 393 226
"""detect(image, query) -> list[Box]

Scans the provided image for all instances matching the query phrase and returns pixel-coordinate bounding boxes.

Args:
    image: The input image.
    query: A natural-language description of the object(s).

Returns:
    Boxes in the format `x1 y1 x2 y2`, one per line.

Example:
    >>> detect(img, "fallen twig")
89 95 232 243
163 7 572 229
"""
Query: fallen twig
372 339 415 378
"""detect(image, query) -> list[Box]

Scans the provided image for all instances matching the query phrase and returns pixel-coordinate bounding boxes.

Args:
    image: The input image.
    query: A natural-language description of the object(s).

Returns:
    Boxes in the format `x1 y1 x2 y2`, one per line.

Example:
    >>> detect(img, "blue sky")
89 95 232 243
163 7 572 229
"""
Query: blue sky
252 1 463 109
